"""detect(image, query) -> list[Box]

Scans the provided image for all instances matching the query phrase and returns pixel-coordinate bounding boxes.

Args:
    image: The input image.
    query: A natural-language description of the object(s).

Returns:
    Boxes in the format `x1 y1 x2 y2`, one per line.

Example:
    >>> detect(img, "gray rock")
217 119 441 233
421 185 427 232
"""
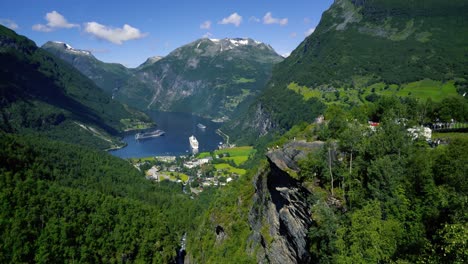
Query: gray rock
248 142 324 263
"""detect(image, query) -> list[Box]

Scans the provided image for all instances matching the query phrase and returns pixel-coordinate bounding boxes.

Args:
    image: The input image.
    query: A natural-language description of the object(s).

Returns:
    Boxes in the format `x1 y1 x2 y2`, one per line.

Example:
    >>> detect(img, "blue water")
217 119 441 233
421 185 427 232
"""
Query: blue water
109 112 223 158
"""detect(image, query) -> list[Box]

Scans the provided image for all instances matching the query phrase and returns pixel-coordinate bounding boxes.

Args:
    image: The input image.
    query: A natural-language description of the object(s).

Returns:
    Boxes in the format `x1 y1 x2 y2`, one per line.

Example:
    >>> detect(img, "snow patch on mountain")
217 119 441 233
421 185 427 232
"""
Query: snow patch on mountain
51 41 91 56
229 39 249 46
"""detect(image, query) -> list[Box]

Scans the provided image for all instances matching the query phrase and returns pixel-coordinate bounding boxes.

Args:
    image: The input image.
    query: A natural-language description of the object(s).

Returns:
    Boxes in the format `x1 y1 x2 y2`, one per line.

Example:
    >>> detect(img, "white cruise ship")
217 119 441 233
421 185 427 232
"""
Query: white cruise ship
189 135 199 149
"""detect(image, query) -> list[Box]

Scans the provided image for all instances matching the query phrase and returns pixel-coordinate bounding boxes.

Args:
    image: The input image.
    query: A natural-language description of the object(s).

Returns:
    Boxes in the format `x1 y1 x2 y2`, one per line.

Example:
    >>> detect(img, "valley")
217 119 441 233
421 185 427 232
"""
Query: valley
1 0 467 263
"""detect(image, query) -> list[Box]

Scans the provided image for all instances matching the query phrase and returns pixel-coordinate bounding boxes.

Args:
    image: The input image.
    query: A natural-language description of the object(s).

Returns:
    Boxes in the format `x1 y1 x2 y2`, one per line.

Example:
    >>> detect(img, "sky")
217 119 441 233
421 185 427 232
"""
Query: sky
0 0 334 68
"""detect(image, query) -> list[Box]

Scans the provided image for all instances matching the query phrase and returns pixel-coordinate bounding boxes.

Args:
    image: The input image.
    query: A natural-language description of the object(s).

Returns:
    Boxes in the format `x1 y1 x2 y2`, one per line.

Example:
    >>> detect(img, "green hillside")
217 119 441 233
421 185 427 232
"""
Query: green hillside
42 41 142 97
232 0 468 141
0 133 204 263
0 25 152 149
189 95 468 263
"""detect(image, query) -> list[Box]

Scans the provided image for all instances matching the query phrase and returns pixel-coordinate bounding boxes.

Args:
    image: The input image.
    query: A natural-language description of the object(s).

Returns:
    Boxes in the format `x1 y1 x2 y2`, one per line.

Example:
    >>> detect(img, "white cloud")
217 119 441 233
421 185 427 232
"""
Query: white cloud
304 17 311 24
249 16 260 23
263 12 288 26
282 52 291 58
219 12 242 27
200 20 211 30
0 19 19 30
290 32 297 38
203 32 213 38
305 27 315 36
32 11 78 32
84 22 147 44
45 11 78 28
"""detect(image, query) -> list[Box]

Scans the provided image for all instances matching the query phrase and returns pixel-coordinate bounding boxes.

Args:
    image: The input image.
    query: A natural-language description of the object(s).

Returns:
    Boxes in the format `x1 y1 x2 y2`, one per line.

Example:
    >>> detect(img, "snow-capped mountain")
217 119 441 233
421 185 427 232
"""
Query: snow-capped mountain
119 37 283 118
42 41 138 96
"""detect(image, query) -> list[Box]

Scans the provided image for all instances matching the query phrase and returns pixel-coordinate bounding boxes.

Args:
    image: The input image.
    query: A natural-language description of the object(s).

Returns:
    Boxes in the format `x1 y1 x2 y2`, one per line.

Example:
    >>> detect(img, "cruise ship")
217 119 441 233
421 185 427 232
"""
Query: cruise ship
135 129 165 140
189 135 199 149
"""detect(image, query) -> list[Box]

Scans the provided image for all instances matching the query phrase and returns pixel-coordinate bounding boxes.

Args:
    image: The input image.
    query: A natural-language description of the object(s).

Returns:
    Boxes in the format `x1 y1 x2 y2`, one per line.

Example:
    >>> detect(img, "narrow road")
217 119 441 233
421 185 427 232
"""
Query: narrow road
216 129 229 145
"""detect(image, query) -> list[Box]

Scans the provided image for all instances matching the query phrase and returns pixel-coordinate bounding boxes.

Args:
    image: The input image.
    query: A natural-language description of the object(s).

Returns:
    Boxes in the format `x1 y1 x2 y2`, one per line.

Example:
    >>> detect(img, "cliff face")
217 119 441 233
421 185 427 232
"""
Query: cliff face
248 141 324 263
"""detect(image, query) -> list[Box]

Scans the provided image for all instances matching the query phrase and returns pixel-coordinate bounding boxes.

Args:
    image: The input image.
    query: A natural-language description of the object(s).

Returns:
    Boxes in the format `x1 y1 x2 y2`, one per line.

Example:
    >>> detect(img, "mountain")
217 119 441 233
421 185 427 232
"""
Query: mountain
42 41 136 98
136 55 163 70
229 0 468 141
185 1 467 262
118 38 283 118
0 25 152 149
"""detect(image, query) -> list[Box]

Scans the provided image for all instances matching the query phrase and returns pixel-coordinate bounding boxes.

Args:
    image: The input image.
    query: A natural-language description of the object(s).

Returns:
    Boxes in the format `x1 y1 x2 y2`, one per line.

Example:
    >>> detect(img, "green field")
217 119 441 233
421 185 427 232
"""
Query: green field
196 152 212 159
214 163 247 176
160 171 189 183
129 156 155 164
375 79 457 102
432 132 468 141
215 146 255 166
215 146 255 157
221 156 249 166
287 82 321 100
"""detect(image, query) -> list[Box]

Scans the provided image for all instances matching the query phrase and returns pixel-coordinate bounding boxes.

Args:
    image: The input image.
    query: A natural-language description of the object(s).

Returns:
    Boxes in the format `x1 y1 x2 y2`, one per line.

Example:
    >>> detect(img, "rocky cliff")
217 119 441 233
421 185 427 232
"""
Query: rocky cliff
248 140 324 263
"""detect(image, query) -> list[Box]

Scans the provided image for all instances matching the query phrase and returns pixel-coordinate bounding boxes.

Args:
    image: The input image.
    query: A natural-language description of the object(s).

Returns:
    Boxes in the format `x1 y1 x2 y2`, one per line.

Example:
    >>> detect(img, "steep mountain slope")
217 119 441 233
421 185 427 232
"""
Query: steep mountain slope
119 38 283 118
42 41 137 98
229 0 468 141
0 25 151 149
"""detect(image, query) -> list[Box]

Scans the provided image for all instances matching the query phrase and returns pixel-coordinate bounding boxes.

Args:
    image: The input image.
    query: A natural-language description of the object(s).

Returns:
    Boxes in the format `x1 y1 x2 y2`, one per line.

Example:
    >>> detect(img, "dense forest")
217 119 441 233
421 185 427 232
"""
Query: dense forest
0 133 210 263
301 97 467 263
188 95 467 263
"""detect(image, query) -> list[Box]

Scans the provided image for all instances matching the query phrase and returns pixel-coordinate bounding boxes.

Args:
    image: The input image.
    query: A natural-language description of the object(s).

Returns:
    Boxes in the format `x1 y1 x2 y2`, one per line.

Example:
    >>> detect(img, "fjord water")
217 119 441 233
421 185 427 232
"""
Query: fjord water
110 112 223 158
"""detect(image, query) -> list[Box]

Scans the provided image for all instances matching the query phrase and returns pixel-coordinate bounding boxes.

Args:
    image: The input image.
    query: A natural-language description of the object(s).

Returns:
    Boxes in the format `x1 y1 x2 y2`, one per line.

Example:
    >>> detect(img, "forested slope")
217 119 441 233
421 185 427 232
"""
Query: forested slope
188 96 467 263
0 133 204 263
0 25 151 149
228 0 468 141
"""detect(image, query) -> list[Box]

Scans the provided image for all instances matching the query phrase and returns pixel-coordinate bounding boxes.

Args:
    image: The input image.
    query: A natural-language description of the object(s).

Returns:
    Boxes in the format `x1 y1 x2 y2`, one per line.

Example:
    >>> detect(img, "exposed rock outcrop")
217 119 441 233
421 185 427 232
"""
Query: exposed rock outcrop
248 141 324 263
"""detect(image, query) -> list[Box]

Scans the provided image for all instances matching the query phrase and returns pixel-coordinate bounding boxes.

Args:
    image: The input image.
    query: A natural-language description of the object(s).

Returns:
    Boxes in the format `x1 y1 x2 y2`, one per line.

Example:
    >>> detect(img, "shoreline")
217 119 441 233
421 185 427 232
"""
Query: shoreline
105 141 128 152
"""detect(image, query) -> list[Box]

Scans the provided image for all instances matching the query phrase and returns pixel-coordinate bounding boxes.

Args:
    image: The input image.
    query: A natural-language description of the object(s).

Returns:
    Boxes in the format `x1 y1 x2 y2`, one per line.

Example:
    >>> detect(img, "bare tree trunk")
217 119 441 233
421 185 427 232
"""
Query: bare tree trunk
347 151 352 207
328 147 334 196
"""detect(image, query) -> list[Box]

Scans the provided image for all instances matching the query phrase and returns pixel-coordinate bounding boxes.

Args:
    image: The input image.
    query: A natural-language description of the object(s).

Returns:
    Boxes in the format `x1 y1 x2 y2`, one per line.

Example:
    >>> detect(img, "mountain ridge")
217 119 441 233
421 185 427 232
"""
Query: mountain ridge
227 0 468 142
0 25 152 149
42 37 283 119
115 37 284 118
41 40 138 99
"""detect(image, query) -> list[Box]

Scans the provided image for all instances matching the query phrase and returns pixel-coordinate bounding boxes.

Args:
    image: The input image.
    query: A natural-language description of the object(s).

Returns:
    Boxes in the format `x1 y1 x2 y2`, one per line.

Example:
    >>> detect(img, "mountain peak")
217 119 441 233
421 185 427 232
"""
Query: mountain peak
42 41 92 56
208 37 264 46
137 55 164 69
191 37 275 53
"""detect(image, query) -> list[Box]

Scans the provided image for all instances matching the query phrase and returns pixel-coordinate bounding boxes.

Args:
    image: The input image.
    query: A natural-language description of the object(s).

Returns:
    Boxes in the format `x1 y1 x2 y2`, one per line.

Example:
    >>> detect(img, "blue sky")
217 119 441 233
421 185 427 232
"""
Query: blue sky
0 0 333 67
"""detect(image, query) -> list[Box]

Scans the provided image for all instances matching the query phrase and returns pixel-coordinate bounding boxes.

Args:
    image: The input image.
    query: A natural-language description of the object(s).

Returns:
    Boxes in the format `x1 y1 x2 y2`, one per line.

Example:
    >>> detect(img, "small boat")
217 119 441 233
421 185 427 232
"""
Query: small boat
197 123 206 129
135 129 165 140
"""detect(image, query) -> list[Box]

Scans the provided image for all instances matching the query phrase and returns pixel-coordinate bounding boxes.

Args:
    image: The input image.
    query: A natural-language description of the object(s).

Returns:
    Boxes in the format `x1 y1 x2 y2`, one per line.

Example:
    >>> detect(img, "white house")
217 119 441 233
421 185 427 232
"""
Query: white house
407 126 432 141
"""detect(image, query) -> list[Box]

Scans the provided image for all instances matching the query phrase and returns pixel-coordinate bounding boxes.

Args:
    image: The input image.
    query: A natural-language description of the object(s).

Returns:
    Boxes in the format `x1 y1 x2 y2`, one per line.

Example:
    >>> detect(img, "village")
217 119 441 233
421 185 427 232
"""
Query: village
131 146 255 194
